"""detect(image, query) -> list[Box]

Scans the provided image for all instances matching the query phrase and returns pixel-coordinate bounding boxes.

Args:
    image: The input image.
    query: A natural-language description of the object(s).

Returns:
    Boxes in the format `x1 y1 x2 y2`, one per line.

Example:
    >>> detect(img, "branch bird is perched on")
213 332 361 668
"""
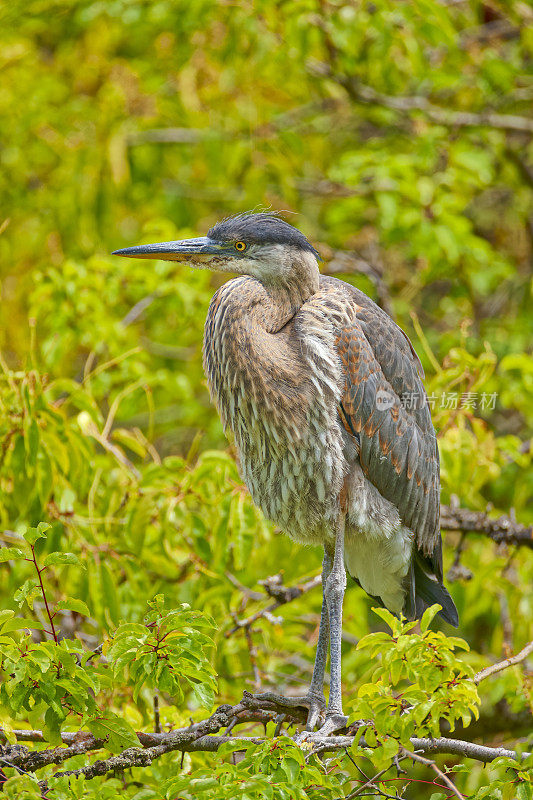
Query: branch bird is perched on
114 212 458 735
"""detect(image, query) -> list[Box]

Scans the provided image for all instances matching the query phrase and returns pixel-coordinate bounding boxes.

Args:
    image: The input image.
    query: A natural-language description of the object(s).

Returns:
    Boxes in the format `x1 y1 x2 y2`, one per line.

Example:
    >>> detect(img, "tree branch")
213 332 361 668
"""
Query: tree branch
474 640 533 684
308 61 533 135
440 504 533 549
408 736 527 763
1 692 529 790
225 574 322 636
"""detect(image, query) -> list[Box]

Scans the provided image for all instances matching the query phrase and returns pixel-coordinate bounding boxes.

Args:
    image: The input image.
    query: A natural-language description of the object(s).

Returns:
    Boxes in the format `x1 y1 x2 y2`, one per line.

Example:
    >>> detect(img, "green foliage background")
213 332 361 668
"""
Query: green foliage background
0 0 532 797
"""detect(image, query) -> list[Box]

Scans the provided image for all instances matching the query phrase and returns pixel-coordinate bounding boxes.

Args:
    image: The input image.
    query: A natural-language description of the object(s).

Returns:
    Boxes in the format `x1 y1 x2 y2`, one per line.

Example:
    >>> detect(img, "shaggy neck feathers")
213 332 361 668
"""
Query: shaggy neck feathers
251 248 320 333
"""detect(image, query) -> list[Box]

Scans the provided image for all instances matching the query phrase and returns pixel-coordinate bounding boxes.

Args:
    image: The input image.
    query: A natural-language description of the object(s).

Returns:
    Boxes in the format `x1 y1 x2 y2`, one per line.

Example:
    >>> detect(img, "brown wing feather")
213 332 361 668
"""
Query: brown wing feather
322 276 442 579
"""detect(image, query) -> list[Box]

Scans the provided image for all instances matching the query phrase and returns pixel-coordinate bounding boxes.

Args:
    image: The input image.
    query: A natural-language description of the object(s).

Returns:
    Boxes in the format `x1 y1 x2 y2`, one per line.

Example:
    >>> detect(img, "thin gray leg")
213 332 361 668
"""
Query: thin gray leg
321 514 348 733
304 547 333 730
252 548 333 730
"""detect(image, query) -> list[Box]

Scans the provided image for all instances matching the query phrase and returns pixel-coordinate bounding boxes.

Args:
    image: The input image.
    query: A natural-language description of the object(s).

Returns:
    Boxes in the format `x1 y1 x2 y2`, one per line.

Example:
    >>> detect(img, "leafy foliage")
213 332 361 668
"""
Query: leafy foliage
107 595 217 707
1 0 532 797
165 738 344 800
352 606 479 760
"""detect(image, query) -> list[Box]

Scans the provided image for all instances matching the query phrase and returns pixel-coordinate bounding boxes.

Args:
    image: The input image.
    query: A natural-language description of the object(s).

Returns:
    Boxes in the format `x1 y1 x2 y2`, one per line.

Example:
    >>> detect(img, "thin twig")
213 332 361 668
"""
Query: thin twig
31 545 58 643
153 691 161 734
403 748 465 800
346 764 394 798
225 571 265 600
475 641 533 684
226 574 322 636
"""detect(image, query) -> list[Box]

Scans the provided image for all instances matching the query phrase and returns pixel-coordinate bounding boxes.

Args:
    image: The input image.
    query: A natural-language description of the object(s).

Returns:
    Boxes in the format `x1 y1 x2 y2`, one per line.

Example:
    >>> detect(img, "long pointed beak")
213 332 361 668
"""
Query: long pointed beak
112 236 226 262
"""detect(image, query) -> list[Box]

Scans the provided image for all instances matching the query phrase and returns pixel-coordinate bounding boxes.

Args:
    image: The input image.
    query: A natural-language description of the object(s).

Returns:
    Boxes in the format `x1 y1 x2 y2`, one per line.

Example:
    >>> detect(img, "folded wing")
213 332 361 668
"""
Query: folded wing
321 278 456 625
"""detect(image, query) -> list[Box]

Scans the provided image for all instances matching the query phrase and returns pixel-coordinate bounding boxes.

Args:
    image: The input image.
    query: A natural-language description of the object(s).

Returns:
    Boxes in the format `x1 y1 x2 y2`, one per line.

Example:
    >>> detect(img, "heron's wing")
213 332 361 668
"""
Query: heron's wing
322 277 442 579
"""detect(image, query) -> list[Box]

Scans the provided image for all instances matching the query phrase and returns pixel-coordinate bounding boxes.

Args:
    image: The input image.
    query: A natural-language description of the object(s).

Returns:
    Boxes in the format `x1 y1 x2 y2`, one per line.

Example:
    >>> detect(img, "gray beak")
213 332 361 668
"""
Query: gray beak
112 236 226 262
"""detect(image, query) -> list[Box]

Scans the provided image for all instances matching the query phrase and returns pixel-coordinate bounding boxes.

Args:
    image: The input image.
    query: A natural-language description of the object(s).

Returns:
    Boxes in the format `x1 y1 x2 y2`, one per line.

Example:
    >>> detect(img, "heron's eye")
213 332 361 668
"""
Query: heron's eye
235 241 247 252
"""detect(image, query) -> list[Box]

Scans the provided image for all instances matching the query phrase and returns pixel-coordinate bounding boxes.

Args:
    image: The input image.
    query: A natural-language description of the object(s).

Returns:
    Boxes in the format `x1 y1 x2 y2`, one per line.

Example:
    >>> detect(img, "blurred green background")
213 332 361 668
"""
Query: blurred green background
0 1 532 794
2 0 532 462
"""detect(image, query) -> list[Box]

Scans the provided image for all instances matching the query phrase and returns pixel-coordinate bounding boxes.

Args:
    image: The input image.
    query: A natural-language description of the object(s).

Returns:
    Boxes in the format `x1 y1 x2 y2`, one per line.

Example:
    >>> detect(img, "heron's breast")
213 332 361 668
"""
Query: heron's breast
203 280 351 542
236 405 347 544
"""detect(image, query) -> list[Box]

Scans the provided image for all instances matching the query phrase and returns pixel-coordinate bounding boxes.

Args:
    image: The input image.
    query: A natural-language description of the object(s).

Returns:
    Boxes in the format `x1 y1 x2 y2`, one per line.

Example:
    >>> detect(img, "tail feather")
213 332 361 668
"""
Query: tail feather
404 552 459 627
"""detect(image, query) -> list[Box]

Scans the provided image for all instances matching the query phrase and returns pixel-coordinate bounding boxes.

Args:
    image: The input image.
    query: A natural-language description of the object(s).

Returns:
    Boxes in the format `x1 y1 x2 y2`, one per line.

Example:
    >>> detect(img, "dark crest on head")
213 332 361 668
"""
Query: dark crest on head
208 212 320 259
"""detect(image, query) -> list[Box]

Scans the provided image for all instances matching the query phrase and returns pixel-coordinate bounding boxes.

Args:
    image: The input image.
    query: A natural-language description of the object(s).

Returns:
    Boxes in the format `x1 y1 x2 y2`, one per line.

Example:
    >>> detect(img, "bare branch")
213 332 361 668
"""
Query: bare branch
225 574 322 636
308 61 533 135
126 100 340 147
41 735 263 787
243 625 262 691
0 734 104 772
120 293 158 326
475 640 533 684
408 736 527 763
459 19 519 45
440 504 533 549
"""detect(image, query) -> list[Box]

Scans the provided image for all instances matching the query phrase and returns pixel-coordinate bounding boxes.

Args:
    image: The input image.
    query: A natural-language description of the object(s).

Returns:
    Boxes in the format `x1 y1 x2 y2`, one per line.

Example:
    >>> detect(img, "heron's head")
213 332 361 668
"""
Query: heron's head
113 212 320 293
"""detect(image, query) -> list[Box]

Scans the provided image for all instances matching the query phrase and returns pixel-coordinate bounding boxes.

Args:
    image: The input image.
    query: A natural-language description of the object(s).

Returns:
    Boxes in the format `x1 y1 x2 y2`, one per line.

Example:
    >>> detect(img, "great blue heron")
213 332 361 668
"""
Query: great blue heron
114 212 458 735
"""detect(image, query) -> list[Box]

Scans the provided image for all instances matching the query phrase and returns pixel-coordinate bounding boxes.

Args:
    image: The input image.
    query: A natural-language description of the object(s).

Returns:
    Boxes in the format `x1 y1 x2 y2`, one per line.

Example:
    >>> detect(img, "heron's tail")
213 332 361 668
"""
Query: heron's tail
404 551 458 627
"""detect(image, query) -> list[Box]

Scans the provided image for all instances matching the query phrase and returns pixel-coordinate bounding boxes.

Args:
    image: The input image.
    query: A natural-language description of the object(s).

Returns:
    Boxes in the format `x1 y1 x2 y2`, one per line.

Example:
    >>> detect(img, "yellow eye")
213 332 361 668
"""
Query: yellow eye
235 241 246 252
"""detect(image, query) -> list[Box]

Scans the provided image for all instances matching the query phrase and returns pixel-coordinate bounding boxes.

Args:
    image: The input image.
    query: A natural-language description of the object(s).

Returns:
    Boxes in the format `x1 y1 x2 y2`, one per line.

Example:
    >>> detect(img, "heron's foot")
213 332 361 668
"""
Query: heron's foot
252 690 326 731
294 711 349 748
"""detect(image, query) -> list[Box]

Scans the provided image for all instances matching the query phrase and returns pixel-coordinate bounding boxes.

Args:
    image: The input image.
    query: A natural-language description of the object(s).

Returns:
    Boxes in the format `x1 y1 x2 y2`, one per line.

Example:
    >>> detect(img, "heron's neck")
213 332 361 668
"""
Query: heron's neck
258 250 320 333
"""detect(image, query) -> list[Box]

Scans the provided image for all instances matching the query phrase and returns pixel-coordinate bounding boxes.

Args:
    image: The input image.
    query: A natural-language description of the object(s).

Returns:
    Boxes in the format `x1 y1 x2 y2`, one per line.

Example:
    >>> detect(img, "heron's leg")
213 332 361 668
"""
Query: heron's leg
252 549 333 730
304 547 332 729
319 514 348 734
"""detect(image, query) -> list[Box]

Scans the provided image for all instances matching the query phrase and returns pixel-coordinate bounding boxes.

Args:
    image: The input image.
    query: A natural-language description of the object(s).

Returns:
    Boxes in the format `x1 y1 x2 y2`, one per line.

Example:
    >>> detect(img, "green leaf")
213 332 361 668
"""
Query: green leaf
230 491 252 570
87 712 141 753
390 657 404 685
37 449 54 506
420 604 441 632
191 680 215 710
356 631 391 649
25 418 40 466
43 552 81 567
0 721 17 744
55 598 91 616
100 562 119 625
0 617 44 633
43 705 64 746
0 547 26 562
371 606 398 631
13 579 41 609
112 428 147 458
58 487 76 514
0 609 15 626
517 784 533 800
23 523 51 545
